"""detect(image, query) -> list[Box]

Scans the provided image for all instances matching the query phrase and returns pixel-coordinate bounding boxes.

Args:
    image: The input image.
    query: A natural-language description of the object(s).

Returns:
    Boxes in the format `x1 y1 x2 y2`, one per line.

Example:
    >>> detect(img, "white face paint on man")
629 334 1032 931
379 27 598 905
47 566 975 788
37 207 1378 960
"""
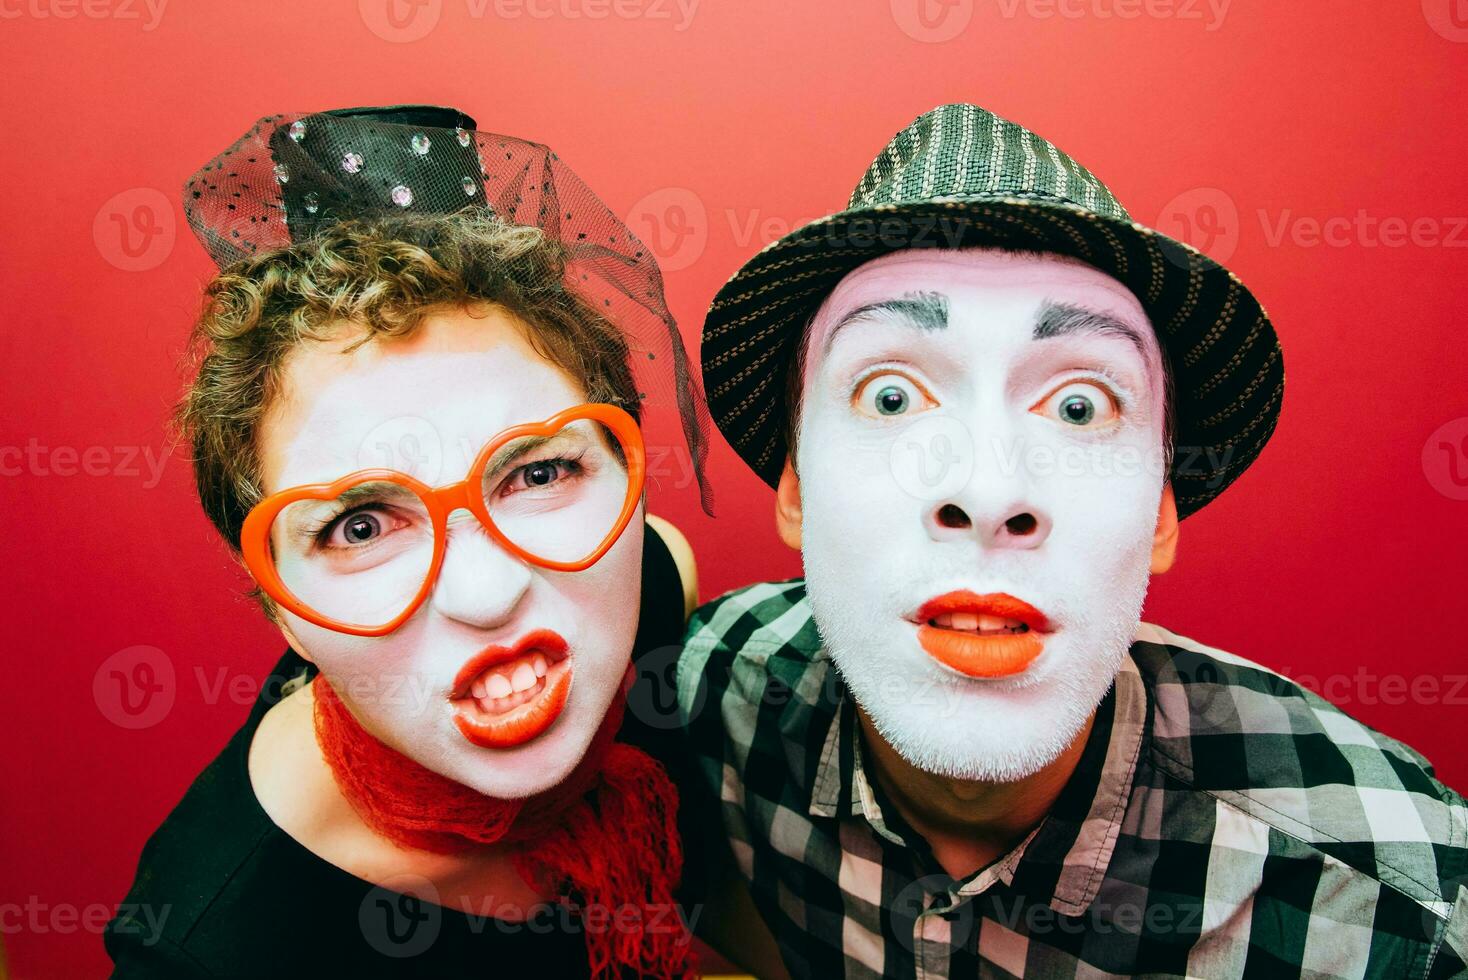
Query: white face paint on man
786 248 1173 782
257 304 645 799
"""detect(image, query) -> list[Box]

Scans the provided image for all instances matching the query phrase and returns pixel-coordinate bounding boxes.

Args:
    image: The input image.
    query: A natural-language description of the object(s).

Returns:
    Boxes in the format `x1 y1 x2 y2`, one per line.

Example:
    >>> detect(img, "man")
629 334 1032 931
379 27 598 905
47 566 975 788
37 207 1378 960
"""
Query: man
677 104 1468 978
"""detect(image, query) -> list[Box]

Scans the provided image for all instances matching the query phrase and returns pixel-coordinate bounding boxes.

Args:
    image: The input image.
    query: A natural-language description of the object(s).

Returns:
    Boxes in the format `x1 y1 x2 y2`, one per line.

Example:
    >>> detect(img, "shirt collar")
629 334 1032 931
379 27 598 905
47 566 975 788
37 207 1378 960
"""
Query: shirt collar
808 650 1149 916
808 672 852 820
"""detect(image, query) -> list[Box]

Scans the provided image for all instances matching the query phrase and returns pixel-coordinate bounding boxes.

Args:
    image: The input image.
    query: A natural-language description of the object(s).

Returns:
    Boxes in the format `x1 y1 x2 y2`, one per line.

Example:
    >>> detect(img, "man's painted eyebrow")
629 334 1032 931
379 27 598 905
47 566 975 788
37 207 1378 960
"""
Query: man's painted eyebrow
822 291 949 353
821 293 1151 371
1032 301 1150 361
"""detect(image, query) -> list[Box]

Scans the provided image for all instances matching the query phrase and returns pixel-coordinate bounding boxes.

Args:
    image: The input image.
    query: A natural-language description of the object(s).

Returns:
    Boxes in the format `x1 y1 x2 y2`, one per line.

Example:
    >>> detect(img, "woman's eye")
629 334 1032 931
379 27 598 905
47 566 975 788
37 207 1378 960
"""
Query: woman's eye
1038 381 1118 427
323 508 403 548
503 458 582 495
853 373 935 418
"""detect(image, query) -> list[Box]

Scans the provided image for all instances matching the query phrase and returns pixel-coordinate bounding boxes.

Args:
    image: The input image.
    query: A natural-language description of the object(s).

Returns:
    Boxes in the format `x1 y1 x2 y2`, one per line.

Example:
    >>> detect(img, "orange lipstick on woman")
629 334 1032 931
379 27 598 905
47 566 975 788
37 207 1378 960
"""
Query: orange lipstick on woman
451 629 572 748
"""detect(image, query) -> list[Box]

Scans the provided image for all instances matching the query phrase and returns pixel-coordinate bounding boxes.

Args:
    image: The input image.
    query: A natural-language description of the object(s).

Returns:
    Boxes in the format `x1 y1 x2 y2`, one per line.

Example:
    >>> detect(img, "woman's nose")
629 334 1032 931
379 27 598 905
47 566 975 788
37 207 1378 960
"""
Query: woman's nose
429 515 534 629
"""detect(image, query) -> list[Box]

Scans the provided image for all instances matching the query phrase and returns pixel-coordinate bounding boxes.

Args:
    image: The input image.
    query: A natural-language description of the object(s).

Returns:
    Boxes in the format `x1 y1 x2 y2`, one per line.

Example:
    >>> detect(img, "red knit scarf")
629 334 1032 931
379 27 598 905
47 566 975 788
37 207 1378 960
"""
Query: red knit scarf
312 673 695 979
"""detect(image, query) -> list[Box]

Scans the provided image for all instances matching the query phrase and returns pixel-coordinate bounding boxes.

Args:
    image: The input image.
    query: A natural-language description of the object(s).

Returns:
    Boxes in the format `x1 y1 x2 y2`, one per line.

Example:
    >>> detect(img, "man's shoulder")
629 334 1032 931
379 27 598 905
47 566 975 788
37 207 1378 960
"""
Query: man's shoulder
683 578 822 661
1131 621 1454 790
676 579 837 763
1131 622 1468 911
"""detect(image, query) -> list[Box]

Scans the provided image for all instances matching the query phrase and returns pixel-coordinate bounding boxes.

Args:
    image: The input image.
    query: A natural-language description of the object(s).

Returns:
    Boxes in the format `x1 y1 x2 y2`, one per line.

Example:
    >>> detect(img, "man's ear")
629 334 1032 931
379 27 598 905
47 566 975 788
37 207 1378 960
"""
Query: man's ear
1151 483 1180 574
775 458 803 552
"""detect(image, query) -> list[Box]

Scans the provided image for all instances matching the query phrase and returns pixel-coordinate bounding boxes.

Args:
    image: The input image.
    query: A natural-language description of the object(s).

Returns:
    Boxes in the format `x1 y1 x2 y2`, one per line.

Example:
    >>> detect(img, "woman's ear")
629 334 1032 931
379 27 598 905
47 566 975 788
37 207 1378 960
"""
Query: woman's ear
775 458 803 552
276 618 315 665
1151 483 1180 574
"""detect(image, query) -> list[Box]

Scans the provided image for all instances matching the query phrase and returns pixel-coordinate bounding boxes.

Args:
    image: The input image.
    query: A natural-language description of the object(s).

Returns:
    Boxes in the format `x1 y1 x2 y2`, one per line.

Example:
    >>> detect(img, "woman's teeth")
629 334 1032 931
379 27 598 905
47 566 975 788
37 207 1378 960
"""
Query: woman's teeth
468 653 551 713
928 612 1029 634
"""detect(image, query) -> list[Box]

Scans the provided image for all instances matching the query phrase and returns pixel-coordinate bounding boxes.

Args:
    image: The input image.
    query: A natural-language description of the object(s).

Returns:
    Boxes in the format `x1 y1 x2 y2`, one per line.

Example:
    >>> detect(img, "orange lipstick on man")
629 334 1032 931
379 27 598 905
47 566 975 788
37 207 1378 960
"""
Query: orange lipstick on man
913 592 1051 678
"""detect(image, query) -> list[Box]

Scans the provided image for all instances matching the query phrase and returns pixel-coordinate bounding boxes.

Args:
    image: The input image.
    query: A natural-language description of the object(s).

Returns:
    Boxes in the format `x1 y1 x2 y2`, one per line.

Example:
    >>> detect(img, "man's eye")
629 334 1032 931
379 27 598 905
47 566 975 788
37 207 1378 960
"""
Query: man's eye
853 373 936 418
1036 381 1118 427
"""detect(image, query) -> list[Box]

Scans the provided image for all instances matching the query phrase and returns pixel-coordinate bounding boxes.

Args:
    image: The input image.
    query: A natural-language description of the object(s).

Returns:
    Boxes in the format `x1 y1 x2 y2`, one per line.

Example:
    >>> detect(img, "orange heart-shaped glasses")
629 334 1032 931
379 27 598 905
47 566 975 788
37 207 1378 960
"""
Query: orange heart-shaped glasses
240 403 645 636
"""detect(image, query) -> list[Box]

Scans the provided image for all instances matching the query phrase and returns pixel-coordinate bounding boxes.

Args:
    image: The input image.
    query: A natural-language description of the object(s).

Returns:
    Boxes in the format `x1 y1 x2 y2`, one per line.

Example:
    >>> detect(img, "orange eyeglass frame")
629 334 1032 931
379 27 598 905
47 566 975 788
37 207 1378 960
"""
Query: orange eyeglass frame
239 402 646 637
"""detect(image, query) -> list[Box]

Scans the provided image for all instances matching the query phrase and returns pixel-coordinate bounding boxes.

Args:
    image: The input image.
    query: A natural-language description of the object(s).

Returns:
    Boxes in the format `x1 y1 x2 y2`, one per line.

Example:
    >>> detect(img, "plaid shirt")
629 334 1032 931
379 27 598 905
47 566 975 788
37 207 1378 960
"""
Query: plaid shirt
676 579 1468 979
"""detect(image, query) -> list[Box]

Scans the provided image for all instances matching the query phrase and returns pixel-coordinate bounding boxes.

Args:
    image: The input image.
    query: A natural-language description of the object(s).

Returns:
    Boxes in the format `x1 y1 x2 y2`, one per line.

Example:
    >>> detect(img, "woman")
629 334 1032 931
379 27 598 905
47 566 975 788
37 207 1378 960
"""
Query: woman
105 105 715 977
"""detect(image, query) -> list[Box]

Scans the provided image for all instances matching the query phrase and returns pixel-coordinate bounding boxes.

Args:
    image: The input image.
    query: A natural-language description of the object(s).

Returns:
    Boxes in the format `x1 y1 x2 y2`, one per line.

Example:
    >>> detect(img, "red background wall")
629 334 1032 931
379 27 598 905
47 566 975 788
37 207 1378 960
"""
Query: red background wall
2 2 1465 975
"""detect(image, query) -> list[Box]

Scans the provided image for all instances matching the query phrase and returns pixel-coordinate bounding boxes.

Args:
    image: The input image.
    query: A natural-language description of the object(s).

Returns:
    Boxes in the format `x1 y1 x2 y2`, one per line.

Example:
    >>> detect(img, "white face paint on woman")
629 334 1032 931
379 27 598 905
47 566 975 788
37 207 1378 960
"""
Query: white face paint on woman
783 248 1176 782
257 304 645 799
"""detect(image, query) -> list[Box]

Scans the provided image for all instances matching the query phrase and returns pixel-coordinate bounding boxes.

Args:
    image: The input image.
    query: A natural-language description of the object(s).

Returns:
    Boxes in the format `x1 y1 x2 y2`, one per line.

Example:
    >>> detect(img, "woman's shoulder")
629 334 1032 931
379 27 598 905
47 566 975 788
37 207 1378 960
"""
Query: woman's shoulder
104 652 336 970
621 516 721 912
633 514 697 662
645 514 697 622
104 653 597 976
103 699 283 968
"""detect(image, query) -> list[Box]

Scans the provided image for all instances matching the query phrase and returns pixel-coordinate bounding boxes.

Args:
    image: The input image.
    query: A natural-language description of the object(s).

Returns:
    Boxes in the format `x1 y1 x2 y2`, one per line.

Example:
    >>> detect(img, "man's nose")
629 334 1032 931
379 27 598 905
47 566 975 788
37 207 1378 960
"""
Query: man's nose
429 512 533 629
921 419 1052 551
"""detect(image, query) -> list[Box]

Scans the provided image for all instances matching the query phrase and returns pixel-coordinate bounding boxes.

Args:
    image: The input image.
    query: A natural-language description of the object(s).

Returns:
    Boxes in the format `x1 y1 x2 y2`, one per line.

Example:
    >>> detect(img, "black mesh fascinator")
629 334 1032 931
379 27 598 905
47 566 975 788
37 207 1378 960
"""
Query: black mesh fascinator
182 105 713 514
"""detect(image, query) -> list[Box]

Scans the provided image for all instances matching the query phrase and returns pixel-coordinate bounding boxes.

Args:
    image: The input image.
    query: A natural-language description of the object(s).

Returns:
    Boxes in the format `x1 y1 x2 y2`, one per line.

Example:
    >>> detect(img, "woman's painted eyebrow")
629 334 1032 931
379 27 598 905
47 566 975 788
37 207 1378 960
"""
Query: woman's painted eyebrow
485 433 554 478
483 429 587 479
283 482 415 536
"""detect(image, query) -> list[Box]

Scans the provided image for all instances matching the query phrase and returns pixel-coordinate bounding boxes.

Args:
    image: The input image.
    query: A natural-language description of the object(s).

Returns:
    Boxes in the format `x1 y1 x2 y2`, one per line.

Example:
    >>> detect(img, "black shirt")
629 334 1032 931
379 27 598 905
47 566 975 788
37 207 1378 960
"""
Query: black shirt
105 525 709 978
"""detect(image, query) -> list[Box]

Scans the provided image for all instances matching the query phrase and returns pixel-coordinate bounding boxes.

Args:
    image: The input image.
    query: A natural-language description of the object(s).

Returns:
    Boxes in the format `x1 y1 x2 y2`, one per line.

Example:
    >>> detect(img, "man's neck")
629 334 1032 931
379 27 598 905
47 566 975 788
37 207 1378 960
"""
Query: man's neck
855 704 1095 880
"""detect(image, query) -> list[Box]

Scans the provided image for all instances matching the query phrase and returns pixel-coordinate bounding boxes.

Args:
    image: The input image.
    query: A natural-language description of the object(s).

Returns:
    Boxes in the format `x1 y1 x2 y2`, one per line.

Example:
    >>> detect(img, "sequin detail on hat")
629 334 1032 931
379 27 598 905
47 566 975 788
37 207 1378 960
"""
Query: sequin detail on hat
179 107 717 516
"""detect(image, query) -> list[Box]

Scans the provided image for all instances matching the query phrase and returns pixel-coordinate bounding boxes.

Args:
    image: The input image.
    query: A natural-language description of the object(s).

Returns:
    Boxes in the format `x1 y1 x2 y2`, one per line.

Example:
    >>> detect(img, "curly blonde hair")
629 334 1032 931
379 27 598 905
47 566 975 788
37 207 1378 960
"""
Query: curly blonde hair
175 208 638 555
